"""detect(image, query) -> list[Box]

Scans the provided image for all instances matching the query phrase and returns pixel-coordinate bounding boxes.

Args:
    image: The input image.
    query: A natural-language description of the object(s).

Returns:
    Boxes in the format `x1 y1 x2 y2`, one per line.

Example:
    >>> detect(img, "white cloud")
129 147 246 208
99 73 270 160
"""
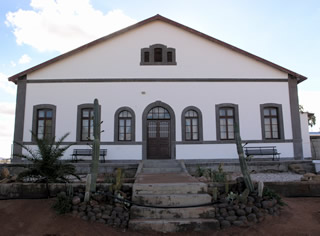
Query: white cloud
18 54 32 64
0 103 15 159
299 90 320 132
10 61 16 67
0 102 16 116
0 72 16 96
5 0 137 53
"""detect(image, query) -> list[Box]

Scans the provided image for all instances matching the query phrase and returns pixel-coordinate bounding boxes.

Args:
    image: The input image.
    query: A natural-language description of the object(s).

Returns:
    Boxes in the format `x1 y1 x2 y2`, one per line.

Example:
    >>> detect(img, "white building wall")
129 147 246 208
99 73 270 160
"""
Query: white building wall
23 80 294 160
27 21 288 80
176 143 294 159
300 112 312 158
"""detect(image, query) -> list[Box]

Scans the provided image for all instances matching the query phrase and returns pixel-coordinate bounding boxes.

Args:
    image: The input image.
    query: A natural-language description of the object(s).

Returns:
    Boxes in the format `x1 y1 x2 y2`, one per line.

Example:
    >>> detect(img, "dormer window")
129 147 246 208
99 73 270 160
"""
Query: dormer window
154 48 163 62
141 44 177 65
144 52 150 62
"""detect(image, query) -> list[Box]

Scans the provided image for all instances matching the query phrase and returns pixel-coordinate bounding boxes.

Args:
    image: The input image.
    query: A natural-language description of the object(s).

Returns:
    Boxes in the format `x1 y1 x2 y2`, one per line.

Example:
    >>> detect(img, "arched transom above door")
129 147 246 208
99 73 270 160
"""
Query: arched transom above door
147 106 171 120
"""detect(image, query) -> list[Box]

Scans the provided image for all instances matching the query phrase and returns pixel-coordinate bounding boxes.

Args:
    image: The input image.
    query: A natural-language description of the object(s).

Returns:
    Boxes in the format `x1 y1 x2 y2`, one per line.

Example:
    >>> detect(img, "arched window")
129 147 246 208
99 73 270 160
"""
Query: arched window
216 104 239 141
147 106 170 120
260 104 284 140
32 104 56 141
181 106 203 142
118 110 132 141
76 103 101 142
114 107 135 142
80 108 94 141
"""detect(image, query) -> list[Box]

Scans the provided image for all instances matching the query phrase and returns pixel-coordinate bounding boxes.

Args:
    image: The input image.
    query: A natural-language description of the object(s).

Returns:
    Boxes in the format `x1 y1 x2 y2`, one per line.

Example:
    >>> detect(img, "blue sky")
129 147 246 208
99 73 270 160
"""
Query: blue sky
0 0 319 158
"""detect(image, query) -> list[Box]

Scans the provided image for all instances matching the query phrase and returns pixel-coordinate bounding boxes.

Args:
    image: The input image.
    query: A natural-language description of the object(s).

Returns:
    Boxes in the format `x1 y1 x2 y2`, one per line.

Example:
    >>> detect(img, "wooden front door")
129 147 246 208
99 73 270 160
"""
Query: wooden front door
147 120 170 159
146 106 171 159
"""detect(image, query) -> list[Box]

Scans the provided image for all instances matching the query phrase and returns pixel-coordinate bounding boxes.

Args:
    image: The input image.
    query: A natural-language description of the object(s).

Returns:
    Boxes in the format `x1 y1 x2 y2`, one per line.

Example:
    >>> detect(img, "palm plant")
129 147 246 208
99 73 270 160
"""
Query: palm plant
16 132 80 196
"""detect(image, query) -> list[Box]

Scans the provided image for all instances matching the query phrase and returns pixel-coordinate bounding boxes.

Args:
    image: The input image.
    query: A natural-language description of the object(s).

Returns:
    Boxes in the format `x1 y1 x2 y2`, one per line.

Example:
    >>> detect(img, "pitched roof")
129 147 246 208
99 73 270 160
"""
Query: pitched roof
8 14 307 83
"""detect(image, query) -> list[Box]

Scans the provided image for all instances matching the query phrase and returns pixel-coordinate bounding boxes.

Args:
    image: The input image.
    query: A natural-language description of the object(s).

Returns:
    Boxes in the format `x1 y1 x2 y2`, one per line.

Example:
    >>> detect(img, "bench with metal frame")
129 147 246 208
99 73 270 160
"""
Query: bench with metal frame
244 146 280 161
71 149 107 163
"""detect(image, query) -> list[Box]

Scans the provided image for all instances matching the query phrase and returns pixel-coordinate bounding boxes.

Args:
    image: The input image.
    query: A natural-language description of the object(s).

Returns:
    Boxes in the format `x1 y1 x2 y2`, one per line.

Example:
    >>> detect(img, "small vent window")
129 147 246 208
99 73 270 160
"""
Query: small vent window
144 52 150 62
154 48 162 62
141 44 176 65
167 51 173 62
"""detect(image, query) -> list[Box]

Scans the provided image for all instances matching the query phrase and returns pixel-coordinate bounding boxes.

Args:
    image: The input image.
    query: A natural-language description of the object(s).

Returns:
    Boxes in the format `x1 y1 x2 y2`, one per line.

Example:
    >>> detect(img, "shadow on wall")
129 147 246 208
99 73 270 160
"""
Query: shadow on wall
311 136 320 160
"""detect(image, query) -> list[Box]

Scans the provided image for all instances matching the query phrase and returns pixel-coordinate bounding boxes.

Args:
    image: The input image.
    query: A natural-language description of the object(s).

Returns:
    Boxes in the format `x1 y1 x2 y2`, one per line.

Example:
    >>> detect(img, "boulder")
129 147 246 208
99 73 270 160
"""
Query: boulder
72 196 81 205
0 168 10 179
220 220 231 229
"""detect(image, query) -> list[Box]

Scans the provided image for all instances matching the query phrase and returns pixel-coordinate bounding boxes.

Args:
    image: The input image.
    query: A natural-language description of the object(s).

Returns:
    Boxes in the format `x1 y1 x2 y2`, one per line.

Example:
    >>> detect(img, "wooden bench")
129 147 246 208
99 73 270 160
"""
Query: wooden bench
244 146 280 161
71 149 107 163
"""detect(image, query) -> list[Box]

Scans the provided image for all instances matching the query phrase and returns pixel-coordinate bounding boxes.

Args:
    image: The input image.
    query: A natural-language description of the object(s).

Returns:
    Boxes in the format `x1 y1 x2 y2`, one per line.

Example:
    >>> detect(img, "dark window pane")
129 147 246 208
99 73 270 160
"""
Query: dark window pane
154 48 162 62
144 51 150 62
167 51 173 62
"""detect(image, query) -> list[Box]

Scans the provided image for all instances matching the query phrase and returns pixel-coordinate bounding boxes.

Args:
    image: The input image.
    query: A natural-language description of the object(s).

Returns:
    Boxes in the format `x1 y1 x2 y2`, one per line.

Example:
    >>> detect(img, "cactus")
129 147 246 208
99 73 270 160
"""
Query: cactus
258 181 264 197
225 181 229 194
90 98 101 192
212 187 218 201
234 123 254 192
238 188 249 204
66 184 73 197
109 168 124 194
84 174 91 202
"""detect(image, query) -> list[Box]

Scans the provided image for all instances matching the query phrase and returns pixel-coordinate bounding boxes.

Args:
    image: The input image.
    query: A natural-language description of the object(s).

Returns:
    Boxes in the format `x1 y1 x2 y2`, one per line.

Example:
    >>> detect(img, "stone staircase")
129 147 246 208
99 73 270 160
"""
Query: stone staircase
129 160 219 232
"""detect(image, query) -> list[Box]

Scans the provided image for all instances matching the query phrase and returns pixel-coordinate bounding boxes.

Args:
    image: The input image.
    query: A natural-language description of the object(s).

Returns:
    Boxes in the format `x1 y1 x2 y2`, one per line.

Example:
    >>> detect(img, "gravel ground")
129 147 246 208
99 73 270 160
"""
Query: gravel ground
250 172 303 182
230 172 303 182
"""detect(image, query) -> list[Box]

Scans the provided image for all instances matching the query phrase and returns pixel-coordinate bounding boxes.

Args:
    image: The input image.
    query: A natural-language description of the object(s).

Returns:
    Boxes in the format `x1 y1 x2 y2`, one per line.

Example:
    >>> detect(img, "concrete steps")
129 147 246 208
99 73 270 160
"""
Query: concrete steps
133 182 207 195
129 160 216 232
142 167 182 173
129 218 219 232
130 205 216 219
132 193 212 207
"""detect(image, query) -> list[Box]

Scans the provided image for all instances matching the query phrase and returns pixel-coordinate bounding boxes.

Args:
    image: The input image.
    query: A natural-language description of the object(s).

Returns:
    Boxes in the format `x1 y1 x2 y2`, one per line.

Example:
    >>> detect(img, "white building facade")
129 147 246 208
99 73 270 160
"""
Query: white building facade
10 15 310 161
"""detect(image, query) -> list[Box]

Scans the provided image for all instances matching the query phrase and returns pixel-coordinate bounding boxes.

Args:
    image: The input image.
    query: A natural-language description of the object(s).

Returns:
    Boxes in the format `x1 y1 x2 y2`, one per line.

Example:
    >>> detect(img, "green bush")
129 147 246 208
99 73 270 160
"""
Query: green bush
53 193 72 215
263 187 286 206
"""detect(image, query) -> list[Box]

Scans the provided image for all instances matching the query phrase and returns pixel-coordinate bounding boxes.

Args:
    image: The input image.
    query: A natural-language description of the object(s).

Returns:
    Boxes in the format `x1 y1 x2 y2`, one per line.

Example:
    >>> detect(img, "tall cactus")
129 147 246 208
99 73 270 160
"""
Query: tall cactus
90 98 101 192
234 123 254 192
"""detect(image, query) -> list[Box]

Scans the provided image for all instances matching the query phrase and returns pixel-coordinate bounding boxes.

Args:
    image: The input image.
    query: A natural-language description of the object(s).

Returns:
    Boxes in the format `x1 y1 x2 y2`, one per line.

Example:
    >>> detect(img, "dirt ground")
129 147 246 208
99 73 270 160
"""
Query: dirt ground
0 197 319 236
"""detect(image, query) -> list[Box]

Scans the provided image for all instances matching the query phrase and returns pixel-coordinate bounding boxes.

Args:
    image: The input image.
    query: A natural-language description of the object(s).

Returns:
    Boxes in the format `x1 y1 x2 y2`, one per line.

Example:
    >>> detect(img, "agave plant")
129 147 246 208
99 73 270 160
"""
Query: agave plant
16 132 80 186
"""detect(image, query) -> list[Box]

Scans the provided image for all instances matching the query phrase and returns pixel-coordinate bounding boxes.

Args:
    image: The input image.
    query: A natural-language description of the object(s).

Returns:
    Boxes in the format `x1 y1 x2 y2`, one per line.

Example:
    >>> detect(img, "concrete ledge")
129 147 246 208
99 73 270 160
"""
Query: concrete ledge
1 161 139 176
0 183 132 200
265 182 320 197
185 159 314 174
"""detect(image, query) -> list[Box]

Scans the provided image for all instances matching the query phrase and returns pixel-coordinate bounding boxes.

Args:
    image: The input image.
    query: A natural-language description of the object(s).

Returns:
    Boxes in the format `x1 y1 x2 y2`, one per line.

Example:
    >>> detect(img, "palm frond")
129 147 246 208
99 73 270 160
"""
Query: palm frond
18 131 78 184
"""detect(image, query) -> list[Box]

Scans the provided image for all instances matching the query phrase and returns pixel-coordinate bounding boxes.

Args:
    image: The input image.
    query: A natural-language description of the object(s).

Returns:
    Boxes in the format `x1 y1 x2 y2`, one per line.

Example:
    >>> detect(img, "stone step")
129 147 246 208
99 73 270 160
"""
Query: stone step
130 205 215 219
141 167 182 174
129 218 220 232
143 160 181 168
133 182 207 195
132 193 212 207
